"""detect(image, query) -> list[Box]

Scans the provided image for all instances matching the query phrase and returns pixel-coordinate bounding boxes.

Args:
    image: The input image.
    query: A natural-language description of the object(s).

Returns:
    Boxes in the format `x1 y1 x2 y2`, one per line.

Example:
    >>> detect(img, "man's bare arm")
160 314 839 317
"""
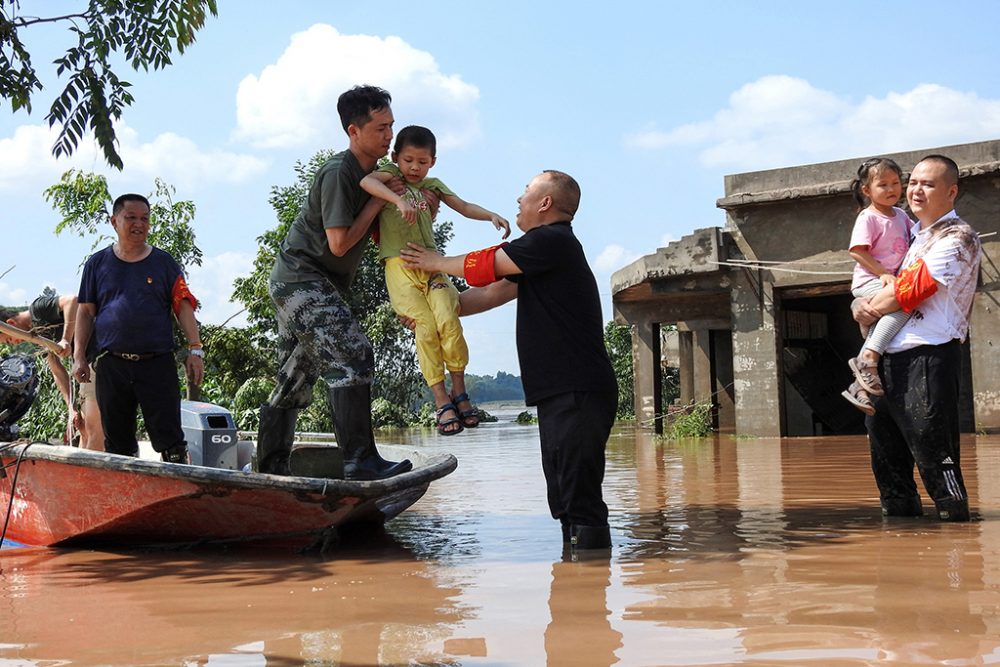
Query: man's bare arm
399 243 522 278
175 300 205 387
56 294 78 357
45 352 72 406
851 281 903 327
458 280 518 316
72 303 96 382
325 196 384 257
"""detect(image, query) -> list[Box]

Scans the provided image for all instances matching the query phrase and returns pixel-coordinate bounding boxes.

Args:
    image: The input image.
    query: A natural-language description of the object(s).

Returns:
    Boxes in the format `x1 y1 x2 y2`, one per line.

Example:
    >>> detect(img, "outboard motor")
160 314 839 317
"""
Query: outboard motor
180 400 240 469
0 354 39 442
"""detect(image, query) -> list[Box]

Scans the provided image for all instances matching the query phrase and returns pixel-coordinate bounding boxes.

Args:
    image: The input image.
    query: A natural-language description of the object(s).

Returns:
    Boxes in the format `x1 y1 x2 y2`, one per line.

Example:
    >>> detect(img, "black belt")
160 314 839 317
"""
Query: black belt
108 351 167 361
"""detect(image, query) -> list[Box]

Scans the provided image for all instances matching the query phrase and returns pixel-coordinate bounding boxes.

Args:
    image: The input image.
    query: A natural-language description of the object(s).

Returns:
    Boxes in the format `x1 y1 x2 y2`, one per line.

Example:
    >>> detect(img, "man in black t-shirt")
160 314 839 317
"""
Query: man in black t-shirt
401 170 617 551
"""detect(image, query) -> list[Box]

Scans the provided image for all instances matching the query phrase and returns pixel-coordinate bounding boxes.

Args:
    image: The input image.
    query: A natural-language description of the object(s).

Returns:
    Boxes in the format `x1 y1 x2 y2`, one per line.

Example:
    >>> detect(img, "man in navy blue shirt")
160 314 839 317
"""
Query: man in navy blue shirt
402 170 617 551
72 194 204 463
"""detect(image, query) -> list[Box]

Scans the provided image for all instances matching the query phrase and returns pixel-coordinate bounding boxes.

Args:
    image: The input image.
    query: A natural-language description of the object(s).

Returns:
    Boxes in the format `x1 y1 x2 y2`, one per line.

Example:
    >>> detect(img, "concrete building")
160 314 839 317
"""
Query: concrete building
611 140 1000 437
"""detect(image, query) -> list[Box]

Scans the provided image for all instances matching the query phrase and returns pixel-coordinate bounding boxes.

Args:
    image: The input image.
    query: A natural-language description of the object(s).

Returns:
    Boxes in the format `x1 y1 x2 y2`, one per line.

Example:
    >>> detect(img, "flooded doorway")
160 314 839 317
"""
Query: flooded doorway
778 288 975 436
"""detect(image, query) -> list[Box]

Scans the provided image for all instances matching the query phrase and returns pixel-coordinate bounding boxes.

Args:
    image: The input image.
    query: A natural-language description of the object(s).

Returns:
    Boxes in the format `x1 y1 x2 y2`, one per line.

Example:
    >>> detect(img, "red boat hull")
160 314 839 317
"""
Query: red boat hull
0 443 456 548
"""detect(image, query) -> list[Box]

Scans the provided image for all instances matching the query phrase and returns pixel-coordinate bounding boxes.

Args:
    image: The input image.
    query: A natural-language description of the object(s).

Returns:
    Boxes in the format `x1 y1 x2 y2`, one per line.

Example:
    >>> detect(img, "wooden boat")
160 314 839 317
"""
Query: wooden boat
0 441 457 549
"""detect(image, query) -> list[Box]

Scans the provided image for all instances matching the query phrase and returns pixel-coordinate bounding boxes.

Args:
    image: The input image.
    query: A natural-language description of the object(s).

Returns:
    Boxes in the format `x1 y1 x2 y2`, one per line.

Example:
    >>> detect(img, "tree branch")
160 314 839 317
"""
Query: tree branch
11 14 90 28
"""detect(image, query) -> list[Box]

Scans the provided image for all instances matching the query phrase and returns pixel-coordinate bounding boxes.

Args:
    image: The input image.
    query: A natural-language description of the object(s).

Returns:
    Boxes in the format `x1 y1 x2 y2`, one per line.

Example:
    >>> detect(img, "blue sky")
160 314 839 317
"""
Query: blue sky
4 1 1000 376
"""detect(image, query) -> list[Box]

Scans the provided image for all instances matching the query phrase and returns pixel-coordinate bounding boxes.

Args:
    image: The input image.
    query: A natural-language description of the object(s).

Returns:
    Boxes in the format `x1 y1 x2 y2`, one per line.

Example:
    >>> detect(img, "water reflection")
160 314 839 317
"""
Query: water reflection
545 556 622 666
0 529 465 666
3 414 1000 665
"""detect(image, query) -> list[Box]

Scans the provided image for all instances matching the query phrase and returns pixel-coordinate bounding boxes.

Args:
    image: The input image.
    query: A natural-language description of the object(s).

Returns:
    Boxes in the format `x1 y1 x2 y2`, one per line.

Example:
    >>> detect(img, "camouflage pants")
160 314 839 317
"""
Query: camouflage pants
268 279 374 410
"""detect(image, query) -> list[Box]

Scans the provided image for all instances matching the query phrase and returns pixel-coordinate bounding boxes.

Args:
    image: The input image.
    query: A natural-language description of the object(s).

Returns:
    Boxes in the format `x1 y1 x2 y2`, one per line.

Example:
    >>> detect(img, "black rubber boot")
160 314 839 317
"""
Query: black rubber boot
328 384 412 480
570 524 612 550
160 443 189 464
256 405 298 475
881 496 924 518
935 498 971 522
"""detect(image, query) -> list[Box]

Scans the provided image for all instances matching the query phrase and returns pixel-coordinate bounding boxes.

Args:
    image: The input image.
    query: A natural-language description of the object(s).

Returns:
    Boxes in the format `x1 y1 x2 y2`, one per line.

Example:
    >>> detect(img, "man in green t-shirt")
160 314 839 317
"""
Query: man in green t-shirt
259 85 412 480
1 290 103 449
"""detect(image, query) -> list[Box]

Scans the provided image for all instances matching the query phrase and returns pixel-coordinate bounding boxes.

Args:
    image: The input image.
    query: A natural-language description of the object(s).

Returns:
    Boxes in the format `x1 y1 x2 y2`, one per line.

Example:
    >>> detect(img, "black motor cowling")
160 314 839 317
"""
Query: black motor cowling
0 354 39 441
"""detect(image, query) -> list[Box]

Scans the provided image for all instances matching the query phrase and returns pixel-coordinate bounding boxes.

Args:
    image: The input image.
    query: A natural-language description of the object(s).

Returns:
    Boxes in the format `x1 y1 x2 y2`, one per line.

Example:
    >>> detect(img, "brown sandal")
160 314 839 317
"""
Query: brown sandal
841 381 875 416
848 357 884 396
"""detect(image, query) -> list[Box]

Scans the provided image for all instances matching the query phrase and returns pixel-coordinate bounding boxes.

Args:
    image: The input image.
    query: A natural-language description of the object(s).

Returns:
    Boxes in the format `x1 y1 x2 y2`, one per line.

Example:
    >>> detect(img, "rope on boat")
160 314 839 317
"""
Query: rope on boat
0 441 42 547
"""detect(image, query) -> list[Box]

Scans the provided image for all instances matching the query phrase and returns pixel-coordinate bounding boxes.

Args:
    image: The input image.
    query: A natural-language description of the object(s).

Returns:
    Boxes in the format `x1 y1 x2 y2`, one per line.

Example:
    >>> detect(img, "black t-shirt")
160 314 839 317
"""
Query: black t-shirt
29 293 65 341
29 292 98 361
504 222 616 405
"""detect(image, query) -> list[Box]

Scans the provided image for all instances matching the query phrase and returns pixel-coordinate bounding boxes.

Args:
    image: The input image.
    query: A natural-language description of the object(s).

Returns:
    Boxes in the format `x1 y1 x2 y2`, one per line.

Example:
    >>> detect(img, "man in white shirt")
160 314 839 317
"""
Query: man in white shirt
852 154 982 522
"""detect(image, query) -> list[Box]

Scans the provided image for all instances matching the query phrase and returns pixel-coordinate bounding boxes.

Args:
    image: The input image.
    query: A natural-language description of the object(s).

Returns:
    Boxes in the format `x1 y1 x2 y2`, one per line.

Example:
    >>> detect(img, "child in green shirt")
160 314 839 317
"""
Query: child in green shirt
362 125 509 435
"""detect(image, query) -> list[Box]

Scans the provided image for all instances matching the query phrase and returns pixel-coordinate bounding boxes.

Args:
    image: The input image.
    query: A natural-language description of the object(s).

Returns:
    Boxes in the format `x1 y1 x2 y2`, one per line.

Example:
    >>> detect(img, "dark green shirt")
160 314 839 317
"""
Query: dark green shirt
270 150 373 293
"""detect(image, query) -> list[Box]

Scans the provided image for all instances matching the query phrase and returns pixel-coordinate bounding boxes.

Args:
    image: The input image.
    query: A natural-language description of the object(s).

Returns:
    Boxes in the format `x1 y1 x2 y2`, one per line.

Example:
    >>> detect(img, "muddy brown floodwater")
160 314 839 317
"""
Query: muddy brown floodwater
3 410 1000 666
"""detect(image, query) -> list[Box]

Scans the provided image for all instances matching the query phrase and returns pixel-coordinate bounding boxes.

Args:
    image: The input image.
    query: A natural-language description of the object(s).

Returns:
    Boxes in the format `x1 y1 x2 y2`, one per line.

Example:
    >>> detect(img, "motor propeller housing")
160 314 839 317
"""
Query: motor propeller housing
0 353 40 441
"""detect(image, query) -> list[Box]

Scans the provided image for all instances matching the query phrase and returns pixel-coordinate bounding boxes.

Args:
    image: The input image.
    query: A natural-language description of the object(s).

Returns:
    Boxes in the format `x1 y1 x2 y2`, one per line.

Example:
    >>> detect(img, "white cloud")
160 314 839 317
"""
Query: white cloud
0 122 268 193
0 281 28 307
187 251 254 328
234 24 480 151
594 244 640 274
625 76 1000 170
0 124 91 191
115 126 270 191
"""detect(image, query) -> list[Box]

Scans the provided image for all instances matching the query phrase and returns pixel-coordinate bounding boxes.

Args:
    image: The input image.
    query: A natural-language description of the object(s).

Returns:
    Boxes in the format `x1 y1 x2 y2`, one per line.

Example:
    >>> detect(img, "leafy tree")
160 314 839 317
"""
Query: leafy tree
1 0 218 169
422 371 524 404
604 321 634 419
44 169 202 269
196 323 271 411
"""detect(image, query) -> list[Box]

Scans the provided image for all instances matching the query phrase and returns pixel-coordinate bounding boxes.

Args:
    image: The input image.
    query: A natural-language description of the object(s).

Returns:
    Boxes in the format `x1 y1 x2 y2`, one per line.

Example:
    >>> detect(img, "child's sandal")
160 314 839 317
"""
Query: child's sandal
848 357 884 396
451 392 480 428
436 403 464 436
841 381 875 416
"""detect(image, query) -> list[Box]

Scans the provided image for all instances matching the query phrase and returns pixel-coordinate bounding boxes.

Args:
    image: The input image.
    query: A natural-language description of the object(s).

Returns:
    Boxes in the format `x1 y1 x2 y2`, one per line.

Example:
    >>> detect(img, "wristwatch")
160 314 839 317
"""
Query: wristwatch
189 348 205 358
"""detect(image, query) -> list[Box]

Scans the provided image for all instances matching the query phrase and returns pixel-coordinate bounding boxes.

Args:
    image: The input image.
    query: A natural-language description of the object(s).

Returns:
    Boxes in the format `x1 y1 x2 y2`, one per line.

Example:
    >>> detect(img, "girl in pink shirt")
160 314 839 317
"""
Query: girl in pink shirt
842 158 912 415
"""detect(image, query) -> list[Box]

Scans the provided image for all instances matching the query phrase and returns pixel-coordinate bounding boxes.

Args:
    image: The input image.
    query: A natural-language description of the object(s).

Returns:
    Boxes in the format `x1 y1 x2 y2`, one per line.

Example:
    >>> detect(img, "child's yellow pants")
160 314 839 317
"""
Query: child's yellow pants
384 257 468 386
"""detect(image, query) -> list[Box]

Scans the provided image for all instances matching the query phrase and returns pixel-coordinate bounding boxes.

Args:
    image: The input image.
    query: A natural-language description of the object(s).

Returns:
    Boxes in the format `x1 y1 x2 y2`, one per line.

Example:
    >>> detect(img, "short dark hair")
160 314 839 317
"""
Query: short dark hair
542 170 581 218
393 125 436 157
918 154 960 186
112 193 151 215
0 307 20 322
337 85 392 133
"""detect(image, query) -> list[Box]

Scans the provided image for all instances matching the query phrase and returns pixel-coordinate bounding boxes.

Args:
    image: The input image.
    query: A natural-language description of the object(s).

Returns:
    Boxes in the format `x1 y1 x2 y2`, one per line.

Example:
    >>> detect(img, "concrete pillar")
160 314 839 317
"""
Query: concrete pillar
678 330 694 406
970 250 1000 431
693 329 713 402
713 330 736 434
730 268 782 436
631 319 662 432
